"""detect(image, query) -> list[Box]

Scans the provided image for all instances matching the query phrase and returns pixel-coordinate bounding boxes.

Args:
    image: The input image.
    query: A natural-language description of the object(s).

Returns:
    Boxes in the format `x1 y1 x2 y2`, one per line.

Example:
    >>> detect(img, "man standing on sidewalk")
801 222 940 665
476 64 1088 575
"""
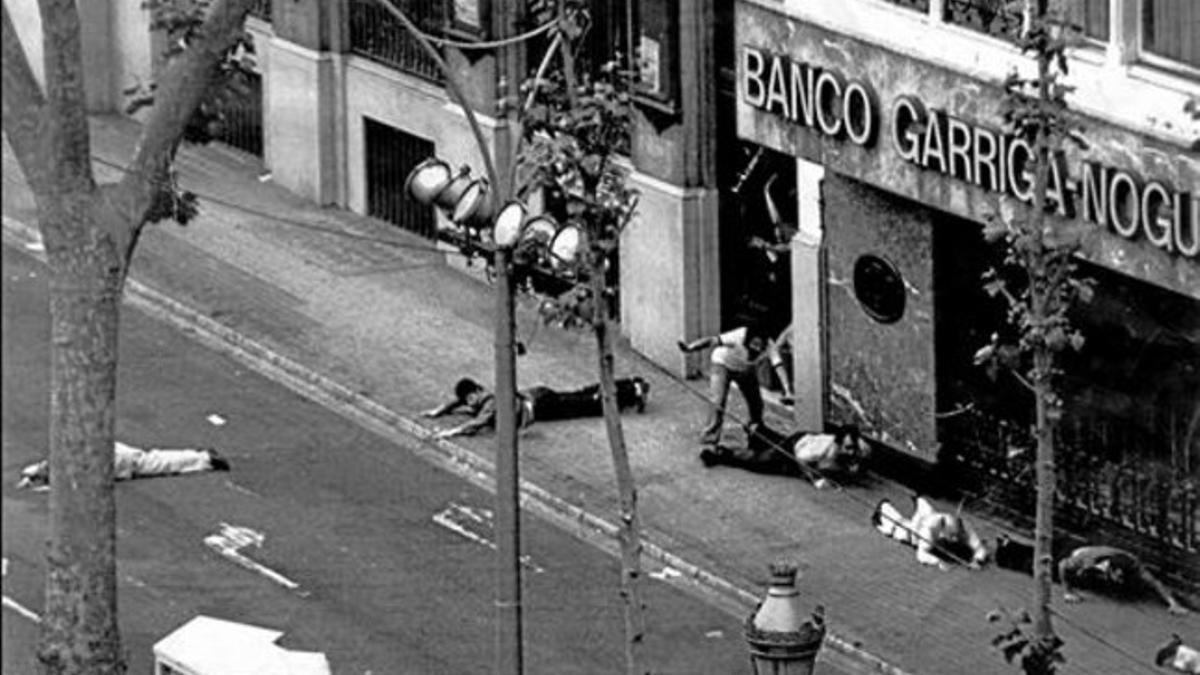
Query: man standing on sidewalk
679 322 793 452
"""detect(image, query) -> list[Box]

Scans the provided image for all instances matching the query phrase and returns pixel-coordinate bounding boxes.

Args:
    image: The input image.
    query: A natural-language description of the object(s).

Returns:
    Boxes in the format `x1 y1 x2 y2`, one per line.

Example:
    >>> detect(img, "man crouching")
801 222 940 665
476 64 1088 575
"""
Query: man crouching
18 441 231 488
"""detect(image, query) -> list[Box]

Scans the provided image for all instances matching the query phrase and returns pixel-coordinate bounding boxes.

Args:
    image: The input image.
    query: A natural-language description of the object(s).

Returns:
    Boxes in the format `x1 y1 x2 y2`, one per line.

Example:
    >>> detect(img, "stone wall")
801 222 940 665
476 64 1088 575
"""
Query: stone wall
823 174 938 460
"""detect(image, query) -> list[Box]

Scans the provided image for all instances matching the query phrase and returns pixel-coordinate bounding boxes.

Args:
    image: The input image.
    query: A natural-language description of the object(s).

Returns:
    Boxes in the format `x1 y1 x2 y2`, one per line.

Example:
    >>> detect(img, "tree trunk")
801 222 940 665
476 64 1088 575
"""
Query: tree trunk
1029 32 1057 641
37 196 128 675
1031 351 1057 640
589 263 648 675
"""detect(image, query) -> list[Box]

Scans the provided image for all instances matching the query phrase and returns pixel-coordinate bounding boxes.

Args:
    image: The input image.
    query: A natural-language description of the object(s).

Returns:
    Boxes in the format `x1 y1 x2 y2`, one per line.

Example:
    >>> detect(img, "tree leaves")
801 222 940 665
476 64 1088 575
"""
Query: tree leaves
989 606 1066 674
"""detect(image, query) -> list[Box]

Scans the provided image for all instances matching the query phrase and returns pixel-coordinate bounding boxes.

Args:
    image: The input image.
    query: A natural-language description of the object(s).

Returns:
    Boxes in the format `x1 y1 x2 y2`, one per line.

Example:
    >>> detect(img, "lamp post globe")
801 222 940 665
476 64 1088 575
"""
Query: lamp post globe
745 562 826 675
404 157 454 205
493 201 529 247
433 167 476 212
451 178 492 225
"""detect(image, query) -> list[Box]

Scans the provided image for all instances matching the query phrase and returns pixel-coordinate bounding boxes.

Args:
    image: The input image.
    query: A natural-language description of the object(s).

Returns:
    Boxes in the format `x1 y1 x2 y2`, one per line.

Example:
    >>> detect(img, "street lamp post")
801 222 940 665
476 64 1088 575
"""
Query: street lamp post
375 3 525 673
745 562 826 675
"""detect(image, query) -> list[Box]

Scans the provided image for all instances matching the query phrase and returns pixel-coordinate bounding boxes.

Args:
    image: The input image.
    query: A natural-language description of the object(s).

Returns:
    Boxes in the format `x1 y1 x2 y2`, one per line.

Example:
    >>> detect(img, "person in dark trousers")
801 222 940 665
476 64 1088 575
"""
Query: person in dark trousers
996 537 1190 615
700 422 871 489
1058 545 1189 615
423 376 650 439
678 322 792 451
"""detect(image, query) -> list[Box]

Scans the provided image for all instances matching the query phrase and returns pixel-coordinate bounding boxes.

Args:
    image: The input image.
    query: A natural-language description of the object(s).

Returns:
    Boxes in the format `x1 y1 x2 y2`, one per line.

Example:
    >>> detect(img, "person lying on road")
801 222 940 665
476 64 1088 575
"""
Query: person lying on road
872 494 989 570
423 376 650 439
17 441 231 489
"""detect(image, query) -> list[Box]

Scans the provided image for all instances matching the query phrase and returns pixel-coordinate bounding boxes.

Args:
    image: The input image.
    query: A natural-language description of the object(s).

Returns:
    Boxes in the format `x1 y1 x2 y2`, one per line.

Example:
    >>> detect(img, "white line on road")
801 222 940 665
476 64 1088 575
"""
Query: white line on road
203 522 307 594
2 595 41 623
2 559 42 624
432 503 544 573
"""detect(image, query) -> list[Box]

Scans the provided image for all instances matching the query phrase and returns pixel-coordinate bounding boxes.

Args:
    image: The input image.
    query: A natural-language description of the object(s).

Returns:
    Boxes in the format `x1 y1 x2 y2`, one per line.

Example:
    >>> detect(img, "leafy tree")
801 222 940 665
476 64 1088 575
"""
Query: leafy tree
510 7 649 673
974 0 1092 661
2 0 257 671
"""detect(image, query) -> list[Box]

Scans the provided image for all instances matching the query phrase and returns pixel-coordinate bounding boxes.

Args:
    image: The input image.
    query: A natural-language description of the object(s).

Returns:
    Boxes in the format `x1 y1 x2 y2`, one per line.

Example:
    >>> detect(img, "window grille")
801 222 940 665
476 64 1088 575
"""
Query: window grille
348 0 446 83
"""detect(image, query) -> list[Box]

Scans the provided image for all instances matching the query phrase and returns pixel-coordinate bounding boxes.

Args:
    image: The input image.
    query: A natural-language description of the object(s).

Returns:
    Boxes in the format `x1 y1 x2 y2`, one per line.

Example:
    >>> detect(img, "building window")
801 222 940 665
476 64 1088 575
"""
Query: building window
1142 0 1200 69
853 255 906 324
881 0 930 12
1066 0 1109 41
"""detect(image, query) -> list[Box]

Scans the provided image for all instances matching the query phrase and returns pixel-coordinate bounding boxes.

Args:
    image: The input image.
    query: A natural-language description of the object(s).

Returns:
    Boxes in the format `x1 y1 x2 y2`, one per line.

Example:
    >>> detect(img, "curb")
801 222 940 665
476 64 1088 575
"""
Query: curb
2 214 913 675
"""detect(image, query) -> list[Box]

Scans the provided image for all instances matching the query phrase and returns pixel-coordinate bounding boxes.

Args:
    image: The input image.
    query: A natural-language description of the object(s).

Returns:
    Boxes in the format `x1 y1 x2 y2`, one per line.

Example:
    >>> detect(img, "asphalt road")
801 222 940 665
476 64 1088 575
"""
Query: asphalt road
0 242 755 674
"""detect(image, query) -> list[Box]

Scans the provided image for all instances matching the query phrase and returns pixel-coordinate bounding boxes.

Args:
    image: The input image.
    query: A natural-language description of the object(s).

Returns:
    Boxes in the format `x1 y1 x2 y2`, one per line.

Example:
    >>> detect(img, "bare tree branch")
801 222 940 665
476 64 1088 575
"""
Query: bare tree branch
35 0 95 193
1 1 52 194
111 0 254 251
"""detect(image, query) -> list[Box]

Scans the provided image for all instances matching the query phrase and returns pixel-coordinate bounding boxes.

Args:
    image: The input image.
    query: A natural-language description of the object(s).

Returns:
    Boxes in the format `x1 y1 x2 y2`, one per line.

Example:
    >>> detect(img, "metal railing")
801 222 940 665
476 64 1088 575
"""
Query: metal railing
249 0 271 22
210 72 263 157
941 409 1199 554
348 0 446 83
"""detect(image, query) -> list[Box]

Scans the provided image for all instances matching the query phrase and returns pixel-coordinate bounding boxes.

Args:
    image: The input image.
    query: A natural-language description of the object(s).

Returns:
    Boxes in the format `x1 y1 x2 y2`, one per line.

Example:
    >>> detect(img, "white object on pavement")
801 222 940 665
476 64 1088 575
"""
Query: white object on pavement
154 615 330 675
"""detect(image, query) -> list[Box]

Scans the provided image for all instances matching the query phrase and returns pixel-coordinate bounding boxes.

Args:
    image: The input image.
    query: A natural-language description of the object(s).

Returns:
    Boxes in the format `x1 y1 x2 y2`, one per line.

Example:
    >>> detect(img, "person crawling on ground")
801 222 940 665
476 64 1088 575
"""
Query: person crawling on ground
994 536 1190 616
872 494 989 570
423 376 650 439
699 422 871 489
1059 546 1189 616
18 441 231 489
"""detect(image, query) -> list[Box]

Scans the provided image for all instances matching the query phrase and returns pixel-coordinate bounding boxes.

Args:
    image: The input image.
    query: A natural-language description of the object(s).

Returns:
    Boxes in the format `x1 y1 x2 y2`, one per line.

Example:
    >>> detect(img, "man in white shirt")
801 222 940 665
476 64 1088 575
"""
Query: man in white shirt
18 442 230 488
679 323 792 450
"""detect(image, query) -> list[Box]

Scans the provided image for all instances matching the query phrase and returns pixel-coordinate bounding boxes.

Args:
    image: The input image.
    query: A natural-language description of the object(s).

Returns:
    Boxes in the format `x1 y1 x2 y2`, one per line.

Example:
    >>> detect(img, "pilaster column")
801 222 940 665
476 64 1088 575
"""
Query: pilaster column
263 0 346 204
790 158 826 431
623 0 721 377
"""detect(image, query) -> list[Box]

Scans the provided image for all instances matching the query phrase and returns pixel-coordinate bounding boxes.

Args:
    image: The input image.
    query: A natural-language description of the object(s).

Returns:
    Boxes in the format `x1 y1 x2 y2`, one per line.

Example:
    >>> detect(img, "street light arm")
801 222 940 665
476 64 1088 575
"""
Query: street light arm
371 0 499 199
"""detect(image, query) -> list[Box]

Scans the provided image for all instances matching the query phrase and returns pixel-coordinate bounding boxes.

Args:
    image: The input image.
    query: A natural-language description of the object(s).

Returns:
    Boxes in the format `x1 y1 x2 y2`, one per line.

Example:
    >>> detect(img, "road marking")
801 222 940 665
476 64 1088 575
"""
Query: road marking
203 522 306 593
2 595 41 623
2 557 42 624
648 565 682 581
432 503 544 573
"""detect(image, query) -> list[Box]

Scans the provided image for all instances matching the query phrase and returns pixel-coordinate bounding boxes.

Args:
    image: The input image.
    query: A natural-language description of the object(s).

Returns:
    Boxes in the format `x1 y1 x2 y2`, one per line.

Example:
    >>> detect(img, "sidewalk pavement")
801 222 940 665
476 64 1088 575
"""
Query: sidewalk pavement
3 116 1194 675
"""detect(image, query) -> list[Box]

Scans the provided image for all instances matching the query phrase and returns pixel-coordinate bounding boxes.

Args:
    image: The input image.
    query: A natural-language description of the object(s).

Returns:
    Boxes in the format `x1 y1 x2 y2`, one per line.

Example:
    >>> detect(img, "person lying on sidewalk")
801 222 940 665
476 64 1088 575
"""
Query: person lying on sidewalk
423 376 650 440
699 422 870 489
994 536 1190 615
17 441 231 489
872 494 989 570
1058 545 1189 616
1156 634 1200 673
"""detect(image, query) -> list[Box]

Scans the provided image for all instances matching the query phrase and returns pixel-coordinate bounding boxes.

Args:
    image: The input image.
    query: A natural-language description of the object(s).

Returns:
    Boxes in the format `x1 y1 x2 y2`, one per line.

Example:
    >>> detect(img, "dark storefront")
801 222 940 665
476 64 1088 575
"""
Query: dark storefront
735 3 1199 557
